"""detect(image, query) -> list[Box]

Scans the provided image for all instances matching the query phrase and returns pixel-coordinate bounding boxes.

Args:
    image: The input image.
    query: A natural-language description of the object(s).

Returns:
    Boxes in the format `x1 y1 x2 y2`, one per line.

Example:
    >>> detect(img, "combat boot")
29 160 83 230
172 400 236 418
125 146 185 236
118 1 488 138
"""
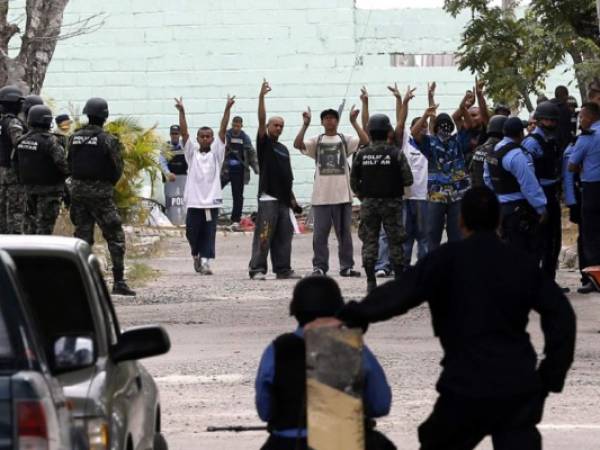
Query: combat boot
112 280 136 296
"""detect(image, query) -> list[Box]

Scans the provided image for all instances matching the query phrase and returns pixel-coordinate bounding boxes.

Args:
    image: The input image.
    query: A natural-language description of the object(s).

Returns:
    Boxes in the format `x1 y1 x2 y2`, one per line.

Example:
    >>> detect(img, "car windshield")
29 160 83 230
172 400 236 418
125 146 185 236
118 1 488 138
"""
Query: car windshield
12 255 95 365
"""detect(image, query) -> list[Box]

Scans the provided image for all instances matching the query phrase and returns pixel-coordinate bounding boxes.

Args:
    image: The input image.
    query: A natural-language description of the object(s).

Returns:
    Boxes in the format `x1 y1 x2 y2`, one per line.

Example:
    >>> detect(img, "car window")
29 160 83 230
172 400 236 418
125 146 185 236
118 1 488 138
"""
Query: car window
0 306 13 358
89 257 120 345
13 255 96 362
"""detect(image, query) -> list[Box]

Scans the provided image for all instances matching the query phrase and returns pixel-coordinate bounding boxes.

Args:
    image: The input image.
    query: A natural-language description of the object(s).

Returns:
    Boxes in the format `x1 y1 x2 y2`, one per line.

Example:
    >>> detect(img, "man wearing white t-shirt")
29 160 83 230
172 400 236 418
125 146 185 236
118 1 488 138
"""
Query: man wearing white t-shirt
293 107 369 277
174 95 234 275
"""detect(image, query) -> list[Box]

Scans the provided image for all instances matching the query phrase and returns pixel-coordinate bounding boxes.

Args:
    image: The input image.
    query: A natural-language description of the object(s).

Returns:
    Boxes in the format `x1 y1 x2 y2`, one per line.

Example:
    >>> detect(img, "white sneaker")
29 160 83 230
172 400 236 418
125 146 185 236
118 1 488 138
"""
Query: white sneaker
230 222 240 231
251 272 266 281
200 258 213 275
375 269 388 278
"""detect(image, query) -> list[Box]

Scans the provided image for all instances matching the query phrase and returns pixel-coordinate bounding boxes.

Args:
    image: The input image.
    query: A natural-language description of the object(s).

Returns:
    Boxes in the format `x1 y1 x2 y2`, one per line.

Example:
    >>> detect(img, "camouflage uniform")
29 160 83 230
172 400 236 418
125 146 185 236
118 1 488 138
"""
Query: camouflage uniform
68 125 126 278
16 130 69 235
350 141 413 276
0 115 26 234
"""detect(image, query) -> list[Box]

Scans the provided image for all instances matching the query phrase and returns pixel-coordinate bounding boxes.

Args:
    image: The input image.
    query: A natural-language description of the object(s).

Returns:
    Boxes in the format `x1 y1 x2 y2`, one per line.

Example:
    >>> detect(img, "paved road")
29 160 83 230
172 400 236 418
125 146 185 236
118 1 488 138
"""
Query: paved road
114 232 600 450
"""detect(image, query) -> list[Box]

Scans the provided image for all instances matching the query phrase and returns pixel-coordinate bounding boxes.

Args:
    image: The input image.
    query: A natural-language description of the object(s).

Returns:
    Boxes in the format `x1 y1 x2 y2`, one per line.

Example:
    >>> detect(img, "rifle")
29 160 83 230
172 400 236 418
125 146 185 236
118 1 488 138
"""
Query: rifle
206 425 268 433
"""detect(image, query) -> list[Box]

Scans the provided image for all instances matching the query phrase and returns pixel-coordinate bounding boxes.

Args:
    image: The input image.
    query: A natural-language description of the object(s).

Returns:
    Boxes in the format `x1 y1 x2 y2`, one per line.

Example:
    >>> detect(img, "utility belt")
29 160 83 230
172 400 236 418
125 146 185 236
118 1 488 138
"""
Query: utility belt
501 200 539 235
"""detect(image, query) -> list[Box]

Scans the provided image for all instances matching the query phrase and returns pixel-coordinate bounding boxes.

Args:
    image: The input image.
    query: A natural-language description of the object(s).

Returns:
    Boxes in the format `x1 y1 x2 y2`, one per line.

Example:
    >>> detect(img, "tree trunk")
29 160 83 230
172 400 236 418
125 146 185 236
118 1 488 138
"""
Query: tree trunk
0 0 69 94
567 48 590 101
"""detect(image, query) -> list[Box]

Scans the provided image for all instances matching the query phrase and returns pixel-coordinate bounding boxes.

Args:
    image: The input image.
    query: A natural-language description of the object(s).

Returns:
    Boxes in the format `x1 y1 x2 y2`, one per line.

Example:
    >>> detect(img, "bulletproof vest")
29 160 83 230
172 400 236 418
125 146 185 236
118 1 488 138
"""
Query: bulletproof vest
268 333 306 432
167 146 187 175
527 133 560 180
17 132 65 185
488 142 522 195
470 138 500 187
357 143 405 198
227 134 245 161
0 114 22 168
69 127 119 183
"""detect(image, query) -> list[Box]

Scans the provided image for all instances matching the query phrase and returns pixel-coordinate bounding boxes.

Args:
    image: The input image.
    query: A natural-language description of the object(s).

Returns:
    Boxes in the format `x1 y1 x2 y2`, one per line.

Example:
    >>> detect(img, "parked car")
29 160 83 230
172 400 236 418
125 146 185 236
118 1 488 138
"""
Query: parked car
0 236 170 450
0 249 87 450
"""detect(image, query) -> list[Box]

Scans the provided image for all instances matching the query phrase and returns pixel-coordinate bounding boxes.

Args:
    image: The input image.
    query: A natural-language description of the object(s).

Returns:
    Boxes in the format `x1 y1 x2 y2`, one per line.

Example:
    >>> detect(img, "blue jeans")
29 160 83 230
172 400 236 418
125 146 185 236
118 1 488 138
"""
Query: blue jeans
403 199 429 266
427 200 462 251
374 225 390 272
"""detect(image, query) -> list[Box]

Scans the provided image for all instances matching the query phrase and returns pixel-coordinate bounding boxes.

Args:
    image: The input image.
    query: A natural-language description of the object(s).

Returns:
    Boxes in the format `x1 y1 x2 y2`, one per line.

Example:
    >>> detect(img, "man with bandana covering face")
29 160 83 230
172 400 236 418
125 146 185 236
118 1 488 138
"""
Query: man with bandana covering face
412 103 471 251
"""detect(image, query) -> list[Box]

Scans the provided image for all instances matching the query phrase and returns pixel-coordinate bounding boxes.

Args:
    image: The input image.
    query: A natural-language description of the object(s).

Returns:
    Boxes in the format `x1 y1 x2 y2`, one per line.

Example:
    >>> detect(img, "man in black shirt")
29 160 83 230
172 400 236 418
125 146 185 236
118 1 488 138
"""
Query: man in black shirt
325 187 576 450
249 80 301 280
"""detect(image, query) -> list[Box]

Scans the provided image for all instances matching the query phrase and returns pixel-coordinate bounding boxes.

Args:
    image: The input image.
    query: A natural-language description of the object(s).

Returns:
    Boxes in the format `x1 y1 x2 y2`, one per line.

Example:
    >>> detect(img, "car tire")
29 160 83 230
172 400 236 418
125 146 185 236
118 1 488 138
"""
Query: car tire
153 432 168 450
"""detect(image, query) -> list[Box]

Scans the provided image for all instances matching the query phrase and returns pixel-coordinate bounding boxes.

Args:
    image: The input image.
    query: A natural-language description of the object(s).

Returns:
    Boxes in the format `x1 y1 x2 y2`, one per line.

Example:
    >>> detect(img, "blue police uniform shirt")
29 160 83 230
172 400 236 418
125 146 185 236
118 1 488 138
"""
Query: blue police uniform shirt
255 327 392 438
521 126 559 186
562 144 577 206
158 140 183 174
568 120 600 183
484 137 547 214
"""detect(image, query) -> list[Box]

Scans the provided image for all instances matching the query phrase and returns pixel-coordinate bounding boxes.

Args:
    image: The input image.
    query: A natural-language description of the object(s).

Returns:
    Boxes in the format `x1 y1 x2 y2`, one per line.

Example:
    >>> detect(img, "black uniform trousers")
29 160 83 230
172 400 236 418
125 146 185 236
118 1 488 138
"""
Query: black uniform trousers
221 166 244 223
499 201 541 258
581 181 600 266
419 391 546 450
539 183 561 280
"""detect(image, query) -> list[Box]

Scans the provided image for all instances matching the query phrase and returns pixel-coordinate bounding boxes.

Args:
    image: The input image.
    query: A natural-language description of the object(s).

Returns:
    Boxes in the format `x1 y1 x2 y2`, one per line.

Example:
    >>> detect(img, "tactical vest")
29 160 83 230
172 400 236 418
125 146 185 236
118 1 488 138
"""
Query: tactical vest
0 114 22 168
167 148 188 175
268 333 306 432
17 132 66 185
69 128 119 183
488 142 522 195
470 138 500 187
357 143 404 198
527 133 560 180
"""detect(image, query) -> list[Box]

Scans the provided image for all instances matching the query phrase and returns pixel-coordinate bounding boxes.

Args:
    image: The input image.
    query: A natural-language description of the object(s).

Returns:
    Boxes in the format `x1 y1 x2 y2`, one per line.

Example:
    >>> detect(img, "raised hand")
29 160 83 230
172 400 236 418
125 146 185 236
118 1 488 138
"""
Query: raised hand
226 94 236 109
428 82 437 96
360 86 368 103
349 104 360 122
463 90 476 108
403 85 416 103
302 106 312 126
174 97 184 112
387 82 402 99
475 77 485 96
260 79 272 97
425 104 439 117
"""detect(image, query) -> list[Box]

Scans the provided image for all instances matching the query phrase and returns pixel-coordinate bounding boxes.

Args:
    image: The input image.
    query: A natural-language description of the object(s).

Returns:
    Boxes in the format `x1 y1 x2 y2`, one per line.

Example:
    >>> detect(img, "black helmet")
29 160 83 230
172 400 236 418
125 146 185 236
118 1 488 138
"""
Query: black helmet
83 97 109 120
289 277 344 326
486 115 508 138
27 105 53 129
0 85 24 104
367 114 392 133
502 117 524 138
493 104 511 116
22 95 44 115
534 101 559 121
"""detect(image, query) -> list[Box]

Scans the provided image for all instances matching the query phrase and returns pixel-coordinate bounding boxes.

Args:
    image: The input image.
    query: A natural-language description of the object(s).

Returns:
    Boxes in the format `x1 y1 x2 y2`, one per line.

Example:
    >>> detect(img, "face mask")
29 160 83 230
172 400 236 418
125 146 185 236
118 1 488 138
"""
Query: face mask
436 122 454 141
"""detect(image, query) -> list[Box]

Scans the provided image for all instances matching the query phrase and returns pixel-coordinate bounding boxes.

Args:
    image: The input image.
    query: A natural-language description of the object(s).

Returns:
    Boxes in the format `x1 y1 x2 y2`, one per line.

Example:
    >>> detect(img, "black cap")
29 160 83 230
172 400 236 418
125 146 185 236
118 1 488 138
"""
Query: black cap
55 114 71 125
169 125 181 133
320 109 339 121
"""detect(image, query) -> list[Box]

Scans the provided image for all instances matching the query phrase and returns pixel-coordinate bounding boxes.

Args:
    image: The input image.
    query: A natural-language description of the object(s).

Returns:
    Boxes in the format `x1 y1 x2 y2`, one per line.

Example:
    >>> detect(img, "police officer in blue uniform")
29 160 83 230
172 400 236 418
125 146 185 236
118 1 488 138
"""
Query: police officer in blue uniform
521 101 563 282
568 102 600 290
159 125 186 181
255 276 394 450
484 117 547 256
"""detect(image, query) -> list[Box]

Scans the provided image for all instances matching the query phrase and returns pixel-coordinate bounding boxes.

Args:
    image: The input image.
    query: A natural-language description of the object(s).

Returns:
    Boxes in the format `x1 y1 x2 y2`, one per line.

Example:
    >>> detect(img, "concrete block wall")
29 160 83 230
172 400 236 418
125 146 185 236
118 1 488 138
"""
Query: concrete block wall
10 0 574 211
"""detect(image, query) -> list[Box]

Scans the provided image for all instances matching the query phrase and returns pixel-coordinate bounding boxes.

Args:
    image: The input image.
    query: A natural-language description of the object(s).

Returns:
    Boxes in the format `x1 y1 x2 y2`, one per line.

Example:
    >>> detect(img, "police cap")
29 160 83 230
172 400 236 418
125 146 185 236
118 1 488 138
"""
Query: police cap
502 117 524 138
534 101 559 121
0 85 24 104
289 277 344 326
367 114 392 133
83 97 109 120
27 105 53 129
486 115 508 138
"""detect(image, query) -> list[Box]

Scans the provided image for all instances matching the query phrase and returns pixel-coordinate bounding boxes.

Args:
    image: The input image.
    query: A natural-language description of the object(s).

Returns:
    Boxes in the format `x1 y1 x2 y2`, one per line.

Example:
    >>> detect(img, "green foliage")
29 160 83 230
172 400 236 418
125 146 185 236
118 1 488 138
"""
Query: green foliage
445 0 600 109
105 117 162 223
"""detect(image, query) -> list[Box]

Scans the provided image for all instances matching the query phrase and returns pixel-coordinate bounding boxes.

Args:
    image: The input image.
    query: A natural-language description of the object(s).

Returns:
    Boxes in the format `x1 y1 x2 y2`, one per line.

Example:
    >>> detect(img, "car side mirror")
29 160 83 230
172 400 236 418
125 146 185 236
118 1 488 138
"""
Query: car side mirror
112 326 170 363
52 335 95 373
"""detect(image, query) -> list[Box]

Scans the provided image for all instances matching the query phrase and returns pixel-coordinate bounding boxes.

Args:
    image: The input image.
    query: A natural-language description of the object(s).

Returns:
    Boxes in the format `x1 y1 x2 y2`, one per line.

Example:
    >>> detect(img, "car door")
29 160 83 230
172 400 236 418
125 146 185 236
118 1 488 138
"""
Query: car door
87 256 152 450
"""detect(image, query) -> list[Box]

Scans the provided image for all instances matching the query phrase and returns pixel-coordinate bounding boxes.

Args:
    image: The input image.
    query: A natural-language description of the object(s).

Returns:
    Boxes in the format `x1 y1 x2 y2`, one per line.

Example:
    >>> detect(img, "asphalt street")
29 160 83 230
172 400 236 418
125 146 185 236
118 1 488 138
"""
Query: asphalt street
114 232 600 450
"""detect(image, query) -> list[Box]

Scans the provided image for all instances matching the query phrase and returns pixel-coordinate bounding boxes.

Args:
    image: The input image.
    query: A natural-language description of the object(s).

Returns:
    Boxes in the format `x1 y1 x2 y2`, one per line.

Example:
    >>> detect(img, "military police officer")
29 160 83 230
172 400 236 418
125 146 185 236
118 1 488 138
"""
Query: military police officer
484 117 547 256
15 105 68 235
68 97 136 296
0 85 26 234
470 115 507 187
350 114 413 293
522 101 563 283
